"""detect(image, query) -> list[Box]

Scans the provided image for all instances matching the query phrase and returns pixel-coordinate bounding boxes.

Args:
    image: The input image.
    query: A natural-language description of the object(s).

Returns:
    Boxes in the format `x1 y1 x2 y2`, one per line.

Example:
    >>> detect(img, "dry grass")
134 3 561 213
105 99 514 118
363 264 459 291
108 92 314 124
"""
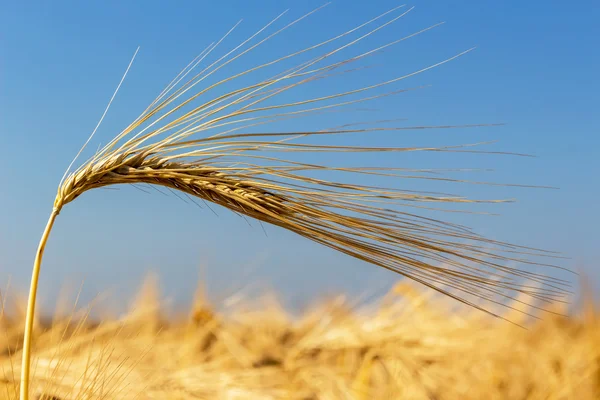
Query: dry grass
1 277 598 400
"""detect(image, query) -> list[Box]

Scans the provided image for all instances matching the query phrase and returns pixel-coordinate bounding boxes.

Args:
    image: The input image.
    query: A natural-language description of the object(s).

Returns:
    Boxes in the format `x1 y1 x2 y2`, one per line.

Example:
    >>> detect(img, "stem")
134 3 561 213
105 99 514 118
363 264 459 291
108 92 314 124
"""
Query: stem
19 209 59 400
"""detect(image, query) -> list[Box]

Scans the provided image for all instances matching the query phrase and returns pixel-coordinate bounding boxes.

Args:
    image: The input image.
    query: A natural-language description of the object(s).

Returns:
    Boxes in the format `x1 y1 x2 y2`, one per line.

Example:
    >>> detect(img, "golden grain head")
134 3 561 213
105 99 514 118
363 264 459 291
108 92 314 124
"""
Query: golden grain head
51 4 572 319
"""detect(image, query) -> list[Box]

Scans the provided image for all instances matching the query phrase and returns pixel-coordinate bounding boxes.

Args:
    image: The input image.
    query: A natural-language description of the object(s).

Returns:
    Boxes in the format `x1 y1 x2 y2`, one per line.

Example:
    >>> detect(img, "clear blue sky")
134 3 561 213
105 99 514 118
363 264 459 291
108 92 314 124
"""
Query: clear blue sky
1 1 598 313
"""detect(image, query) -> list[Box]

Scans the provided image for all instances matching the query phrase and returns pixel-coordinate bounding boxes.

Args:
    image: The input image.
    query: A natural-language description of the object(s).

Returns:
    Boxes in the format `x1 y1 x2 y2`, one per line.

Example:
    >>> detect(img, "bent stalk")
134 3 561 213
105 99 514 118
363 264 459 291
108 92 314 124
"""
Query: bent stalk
20 208 59 400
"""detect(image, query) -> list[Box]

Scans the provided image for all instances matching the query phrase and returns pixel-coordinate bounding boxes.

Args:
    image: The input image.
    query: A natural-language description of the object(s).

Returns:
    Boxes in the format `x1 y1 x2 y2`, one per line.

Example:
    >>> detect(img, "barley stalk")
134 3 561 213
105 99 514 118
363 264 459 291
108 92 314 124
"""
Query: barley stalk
19 5 572 400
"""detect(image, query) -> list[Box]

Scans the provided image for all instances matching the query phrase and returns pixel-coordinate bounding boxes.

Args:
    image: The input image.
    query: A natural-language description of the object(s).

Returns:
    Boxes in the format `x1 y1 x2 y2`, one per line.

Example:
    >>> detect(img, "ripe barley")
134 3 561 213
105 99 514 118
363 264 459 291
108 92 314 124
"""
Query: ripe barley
19 5 572 400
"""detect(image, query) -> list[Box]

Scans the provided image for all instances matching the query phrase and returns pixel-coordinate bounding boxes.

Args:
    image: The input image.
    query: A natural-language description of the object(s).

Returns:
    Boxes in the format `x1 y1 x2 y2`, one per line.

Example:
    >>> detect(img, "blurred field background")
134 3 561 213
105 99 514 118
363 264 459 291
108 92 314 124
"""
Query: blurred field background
1 275 598 400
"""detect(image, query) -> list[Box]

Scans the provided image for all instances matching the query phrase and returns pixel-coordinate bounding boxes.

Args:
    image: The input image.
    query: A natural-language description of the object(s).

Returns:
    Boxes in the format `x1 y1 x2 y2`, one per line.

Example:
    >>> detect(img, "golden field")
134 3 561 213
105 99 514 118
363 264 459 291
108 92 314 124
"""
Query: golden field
1 277 598 400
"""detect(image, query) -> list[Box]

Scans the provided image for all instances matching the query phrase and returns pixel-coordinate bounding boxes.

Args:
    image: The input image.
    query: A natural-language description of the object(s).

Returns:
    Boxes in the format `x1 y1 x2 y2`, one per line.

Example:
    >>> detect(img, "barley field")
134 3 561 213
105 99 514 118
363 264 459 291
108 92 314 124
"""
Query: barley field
1 277 598 400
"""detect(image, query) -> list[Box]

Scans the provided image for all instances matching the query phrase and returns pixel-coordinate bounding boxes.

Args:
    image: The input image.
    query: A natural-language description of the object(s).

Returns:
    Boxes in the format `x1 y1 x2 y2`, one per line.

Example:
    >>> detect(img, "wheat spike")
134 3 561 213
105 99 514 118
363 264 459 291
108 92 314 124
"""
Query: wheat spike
20 5 572 400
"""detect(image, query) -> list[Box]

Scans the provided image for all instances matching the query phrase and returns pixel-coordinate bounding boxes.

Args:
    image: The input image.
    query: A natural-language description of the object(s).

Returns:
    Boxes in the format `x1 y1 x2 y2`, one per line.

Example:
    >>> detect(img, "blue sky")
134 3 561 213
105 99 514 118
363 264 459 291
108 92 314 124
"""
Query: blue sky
1 1 598 313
